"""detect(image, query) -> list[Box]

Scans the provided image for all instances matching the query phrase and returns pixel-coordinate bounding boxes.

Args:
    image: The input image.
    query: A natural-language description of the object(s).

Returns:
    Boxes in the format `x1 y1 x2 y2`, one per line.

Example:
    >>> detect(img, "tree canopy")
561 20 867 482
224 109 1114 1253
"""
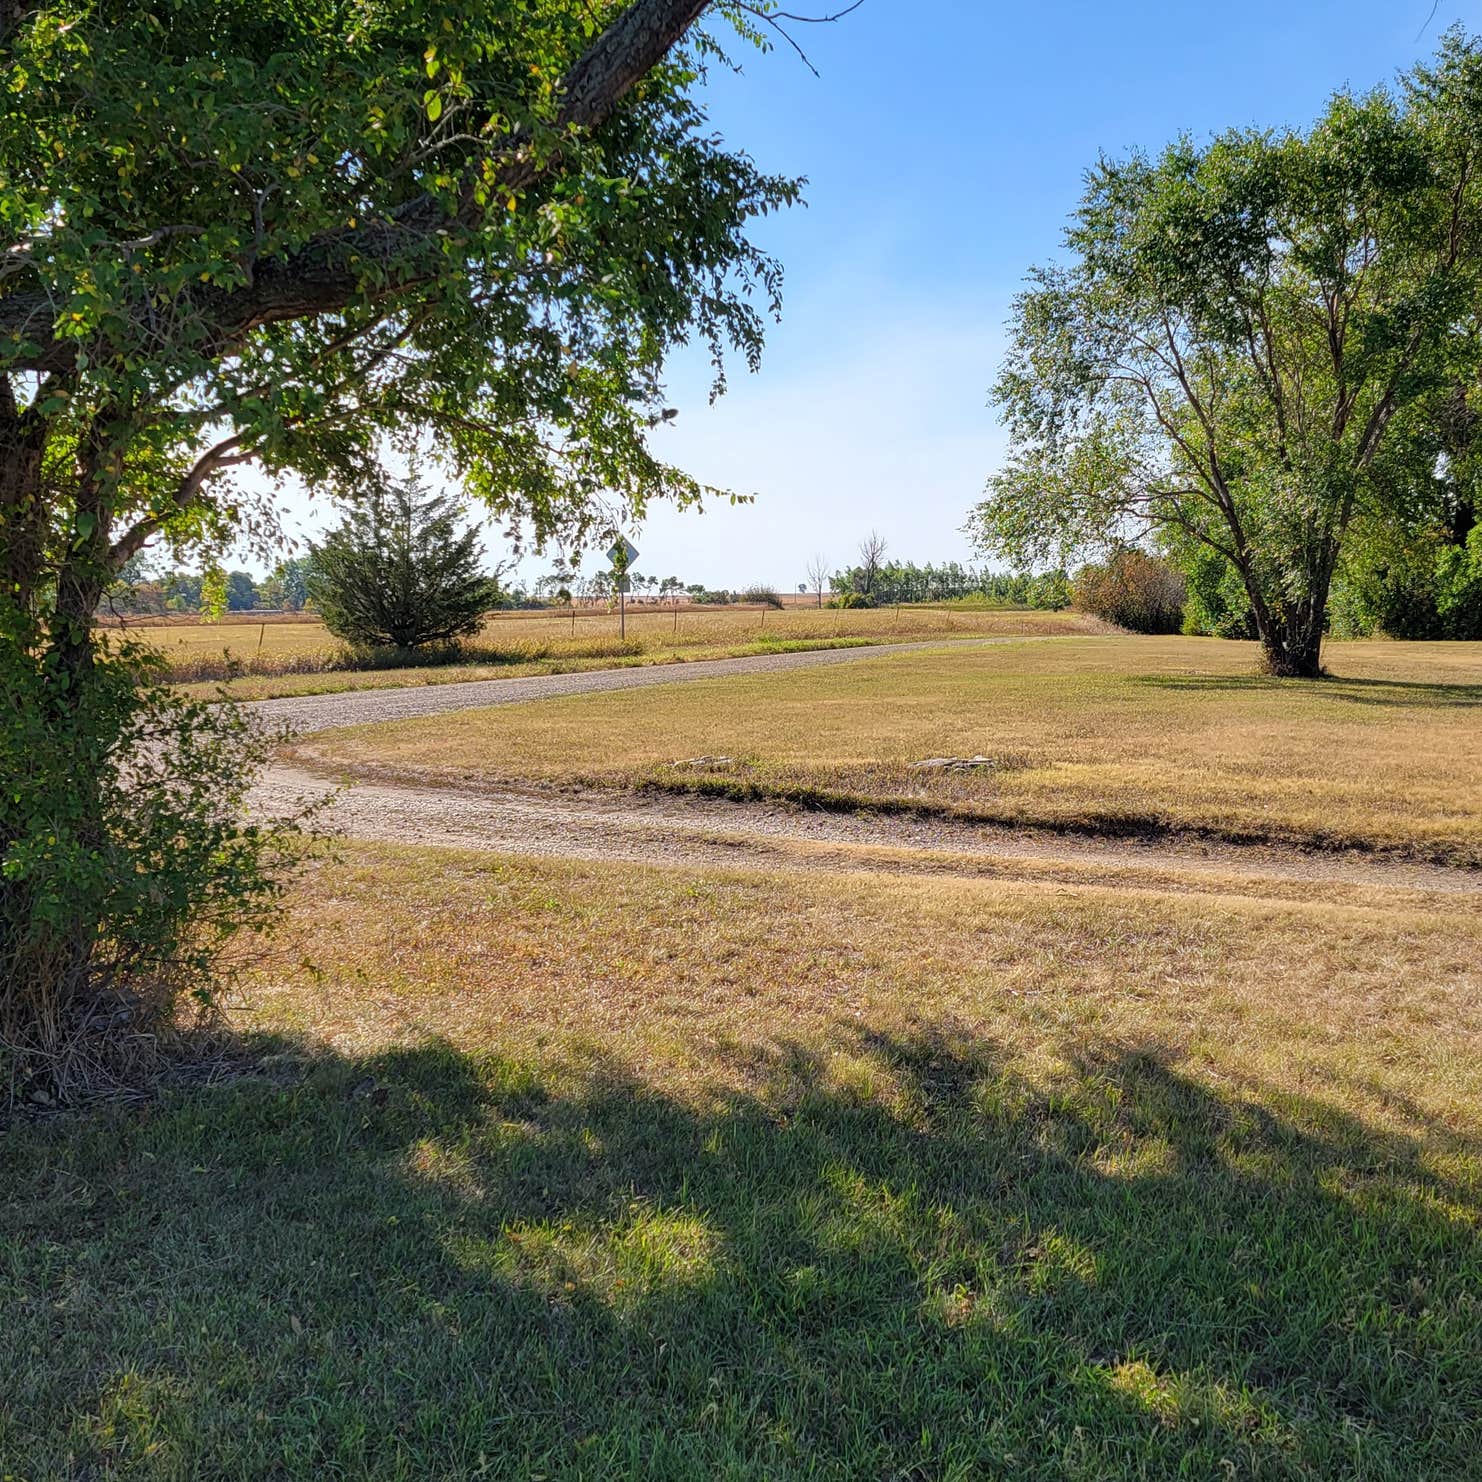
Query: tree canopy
1 0 800 658
0 0 812 1101
970 31 1482 675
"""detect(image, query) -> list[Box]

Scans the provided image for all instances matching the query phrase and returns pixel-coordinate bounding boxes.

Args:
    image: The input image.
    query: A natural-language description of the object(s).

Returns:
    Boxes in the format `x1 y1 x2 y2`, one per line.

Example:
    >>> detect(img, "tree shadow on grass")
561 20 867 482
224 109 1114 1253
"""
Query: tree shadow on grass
1135 672 1482 709
3 1027 1480 1479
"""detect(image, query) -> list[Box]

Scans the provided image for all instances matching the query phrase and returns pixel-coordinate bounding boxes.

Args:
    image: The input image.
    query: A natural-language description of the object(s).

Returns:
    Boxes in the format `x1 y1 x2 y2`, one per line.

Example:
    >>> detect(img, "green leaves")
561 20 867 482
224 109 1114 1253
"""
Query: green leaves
309 475 502 649
0 623 304 1101
975 30 1482 671
2 0 799 621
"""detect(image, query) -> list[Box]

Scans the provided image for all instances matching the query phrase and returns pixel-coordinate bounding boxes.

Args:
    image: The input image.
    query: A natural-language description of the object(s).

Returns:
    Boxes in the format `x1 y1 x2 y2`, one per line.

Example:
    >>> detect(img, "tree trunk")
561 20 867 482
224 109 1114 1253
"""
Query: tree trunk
1254 587 1329 678
1260 622 1324 678
1229 541 1332 680
2 419 115 1081
0 382 49 614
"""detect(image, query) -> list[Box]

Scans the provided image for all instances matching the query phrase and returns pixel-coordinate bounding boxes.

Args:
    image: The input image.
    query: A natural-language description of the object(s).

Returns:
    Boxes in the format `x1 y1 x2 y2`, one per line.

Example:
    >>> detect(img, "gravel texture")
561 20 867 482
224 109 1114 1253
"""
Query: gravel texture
252 765 1481 900
244 639 1481 898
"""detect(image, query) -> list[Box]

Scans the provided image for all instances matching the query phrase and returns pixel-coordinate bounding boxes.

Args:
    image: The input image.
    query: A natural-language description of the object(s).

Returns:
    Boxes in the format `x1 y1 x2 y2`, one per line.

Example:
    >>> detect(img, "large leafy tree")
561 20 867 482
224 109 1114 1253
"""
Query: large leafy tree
0 0 810 1097
1 0 800 674
970 33 1482 676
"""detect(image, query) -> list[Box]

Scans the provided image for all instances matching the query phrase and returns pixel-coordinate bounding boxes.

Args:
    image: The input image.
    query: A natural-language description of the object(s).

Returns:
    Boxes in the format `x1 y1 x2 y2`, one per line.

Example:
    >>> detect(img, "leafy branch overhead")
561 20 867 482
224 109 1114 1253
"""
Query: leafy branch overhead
0 0 804 619
0 0 831 1104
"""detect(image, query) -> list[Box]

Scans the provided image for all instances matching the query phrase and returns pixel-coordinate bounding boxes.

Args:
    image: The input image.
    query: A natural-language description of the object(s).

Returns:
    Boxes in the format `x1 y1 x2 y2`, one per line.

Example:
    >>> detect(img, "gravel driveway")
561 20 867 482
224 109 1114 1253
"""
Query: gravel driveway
246 637 1040 736
245 636 1481 897
252 764 1480 898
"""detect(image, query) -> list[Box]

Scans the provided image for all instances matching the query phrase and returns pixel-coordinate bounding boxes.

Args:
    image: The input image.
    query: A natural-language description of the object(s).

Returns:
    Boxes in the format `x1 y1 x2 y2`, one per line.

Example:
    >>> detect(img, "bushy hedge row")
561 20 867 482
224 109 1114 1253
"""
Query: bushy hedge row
2 631 302 1106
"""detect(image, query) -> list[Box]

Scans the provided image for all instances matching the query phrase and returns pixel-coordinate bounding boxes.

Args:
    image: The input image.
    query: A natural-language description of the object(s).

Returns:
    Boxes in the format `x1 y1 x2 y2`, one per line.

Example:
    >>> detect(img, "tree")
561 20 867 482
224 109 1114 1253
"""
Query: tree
260 555 315 612
535 566 577 603
1 0 812 1099
806 552 830 607
310 478 501 648
1317 377 1482 638
4 1 800 666
1072 549 1185 633
162 569 204 613
105 554 166 616
225 571 259 612
856 532 887 599
970 33 1482 677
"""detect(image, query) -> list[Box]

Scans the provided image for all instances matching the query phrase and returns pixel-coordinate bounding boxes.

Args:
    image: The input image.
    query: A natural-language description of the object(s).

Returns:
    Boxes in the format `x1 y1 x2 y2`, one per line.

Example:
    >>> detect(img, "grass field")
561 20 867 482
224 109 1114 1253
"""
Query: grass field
4 843 1480 1477
304 634 1482 864
6 633 1481 1477
112 604 1095 700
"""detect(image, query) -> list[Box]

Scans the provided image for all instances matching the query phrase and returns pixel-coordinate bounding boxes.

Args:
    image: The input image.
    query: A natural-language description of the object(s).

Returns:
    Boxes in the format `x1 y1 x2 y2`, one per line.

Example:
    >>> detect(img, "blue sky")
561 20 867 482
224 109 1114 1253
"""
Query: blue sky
252 0 1475 588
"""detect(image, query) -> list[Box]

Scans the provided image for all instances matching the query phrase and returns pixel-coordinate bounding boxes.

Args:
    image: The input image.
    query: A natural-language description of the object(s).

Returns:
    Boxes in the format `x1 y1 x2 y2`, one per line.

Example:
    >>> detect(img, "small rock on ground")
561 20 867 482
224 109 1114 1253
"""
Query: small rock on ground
910 755 1001 772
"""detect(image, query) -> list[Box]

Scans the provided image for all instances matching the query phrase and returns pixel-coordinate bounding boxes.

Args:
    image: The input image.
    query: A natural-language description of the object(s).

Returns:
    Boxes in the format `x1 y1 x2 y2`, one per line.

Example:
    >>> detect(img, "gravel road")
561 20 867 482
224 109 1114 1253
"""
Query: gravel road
246 636 1039 735
245 638 1481 898
249 765 1481 901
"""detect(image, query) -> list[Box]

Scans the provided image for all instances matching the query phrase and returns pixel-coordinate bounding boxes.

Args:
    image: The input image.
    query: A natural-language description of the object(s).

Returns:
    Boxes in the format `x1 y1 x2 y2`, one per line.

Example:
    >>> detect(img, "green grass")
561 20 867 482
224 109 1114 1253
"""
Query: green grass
303 634 1482 865
6 1037 1479 1479
4 843 1481 1478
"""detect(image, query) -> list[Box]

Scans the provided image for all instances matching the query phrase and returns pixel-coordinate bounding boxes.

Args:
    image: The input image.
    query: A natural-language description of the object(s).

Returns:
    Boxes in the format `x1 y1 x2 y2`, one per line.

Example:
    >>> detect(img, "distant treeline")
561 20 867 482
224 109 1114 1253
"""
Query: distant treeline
107 556 318 616
829 560 1070 609
109 551 1077 619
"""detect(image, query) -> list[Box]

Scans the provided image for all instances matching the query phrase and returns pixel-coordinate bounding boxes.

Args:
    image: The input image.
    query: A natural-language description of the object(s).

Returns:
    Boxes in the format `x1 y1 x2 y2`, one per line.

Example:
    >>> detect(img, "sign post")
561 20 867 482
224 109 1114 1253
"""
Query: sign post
605 536 639 640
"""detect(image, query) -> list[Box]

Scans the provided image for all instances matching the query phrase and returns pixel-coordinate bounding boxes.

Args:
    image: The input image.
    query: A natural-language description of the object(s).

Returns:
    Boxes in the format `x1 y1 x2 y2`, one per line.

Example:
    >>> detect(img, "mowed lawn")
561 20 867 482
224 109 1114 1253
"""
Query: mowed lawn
7 635 1482 1478
305 634 1482 863
3 845 1481 1477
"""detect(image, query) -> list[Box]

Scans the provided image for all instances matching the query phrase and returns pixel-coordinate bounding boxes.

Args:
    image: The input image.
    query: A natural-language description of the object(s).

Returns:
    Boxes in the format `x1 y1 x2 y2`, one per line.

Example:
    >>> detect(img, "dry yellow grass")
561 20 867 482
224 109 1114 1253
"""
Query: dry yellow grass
305 634 1482 863
243 840 1482 1131
114 604 1094 698
12 836 1481 1476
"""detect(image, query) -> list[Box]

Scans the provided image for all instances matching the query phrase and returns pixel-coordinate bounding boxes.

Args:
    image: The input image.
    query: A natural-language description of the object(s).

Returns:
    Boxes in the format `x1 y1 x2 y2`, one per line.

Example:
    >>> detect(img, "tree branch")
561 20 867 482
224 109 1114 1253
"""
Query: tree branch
108 434 254 568
0 0 714 376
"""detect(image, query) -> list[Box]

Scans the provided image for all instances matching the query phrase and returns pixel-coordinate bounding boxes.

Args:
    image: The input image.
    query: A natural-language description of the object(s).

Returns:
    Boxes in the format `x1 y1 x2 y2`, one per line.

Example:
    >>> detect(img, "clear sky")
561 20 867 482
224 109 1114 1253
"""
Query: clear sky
246 0 1476 590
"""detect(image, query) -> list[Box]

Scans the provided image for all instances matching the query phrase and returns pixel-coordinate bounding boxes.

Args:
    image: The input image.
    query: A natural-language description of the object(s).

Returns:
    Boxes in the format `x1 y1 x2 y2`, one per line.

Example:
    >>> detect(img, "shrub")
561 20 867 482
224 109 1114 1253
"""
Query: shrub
1 633 302 1107
827 592 876 609
1025 570 1071 611
740 585 784 609
1072 550 1185 633
310 477 501 648
1180 546 1258 639
1329 525 1482 639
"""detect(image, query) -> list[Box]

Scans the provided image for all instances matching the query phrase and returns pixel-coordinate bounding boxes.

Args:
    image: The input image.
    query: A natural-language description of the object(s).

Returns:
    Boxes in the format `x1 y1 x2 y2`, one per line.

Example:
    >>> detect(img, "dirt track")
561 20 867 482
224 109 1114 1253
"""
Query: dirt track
251 764 1479 901
247 636 1040 736
245 642 1481 902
